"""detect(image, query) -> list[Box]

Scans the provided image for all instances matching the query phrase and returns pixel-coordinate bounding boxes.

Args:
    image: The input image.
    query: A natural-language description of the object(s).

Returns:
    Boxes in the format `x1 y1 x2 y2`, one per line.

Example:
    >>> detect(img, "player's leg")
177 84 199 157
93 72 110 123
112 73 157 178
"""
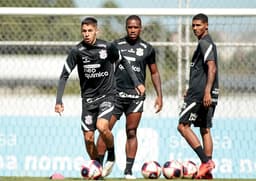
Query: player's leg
124 112 142 179
200 128 213 159
81 101 99 161
97 117 115 177
200 106 216 179
96 115 117 165
96 99 116 177
83 131 99 160
178 102 213 178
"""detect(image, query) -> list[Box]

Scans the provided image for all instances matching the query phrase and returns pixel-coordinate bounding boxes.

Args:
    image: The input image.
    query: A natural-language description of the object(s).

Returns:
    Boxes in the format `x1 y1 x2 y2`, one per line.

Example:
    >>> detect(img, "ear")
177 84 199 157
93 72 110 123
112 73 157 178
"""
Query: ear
96 28 99 34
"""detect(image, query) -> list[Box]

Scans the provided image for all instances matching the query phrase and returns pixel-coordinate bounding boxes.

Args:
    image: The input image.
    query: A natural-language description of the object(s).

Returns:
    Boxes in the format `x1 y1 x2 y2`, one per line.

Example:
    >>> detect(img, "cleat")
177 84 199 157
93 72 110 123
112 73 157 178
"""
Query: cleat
102 161 115 177
124 174 136 179
201 172 213 179
195 160 215 179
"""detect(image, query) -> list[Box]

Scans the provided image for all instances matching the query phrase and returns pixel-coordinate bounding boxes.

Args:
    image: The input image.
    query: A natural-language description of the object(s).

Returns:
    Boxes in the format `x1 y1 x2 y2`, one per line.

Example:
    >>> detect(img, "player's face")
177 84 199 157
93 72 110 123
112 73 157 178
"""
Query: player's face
192 19 208 39
81 24 98 45
126 19 141 41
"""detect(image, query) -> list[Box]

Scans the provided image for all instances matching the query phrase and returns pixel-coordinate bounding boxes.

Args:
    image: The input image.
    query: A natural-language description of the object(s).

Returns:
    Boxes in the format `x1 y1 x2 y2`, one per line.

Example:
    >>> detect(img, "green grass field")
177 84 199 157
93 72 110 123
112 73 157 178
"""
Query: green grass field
1 177 256 181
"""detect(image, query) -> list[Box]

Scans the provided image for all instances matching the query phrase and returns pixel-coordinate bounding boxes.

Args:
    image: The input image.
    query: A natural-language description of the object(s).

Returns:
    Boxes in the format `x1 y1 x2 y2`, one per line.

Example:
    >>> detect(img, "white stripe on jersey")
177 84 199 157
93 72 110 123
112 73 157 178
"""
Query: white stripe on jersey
133 101 144 112
179 102 197 119
124 56 136 62
64 61 71 74
118 50 122 61
204 44 213 62
81 121 90 131
98 105 114 118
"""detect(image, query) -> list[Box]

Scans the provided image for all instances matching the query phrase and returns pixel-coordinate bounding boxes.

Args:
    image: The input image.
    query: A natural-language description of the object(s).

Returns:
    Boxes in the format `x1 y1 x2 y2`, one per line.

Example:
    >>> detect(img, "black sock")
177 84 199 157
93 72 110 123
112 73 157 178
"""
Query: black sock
124 157 135 175
95 157 101 164
193 146 209 163
107 147 115 161
207 156 212 160
98 154 105 166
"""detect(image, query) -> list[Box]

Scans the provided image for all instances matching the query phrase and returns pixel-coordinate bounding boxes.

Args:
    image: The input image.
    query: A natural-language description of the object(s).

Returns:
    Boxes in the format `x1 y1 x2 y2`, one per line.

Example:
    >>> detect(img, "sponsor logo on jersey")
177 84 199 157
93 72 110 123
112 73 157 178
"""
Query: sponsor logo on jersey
85 71 109 79
119 92 140 99
83 64 109 79
86 95 106 103
83 64 101 69
136 48 144 56
128 48 135 53
189 113 198 122
99 49 107 59
82 56 90 63
84 115 93 125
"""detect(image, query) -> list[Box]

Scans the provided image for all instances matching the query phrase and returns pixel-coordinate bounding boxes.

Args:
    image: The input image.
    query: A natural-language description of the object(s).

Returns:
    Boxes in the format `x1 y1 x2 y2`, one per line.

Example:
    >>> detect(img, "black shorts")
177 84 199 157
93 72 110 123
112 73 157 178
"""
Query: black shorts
81 95 114 131
113 95 144 120
178 101 216 128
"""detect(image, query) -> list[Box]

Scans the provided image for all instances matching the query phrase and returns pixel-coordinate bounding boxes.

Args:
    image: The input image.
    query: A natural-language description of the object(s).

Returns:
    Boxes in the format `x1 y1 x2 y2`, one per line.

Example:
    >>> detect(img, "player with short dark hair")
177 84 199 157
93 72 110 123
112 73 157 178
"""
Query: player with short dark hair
54 17 145 177
97 15 163 179
177 13 219 179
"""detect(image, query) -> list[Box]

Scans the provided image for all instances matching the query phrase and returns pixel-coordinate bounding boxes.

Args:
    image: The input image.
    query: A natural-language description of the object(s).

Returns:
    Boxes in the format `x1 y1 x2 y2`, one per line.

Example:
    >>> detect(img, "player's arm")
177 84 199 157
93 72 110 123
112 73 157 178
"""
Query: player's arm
203 60 216 107
147 48 163 113
149 63 163 113
55 49 77 115
109 42 145 95
200 40 217 107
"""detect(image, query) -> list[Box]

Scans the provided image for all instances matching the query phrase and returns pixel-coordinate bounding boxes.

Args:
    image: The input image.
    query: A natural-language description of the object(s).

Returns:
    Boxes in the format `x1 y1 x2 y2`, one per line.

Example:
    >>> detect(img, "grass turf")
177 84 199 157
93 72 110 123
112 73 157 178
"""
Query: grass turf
1 177 256 181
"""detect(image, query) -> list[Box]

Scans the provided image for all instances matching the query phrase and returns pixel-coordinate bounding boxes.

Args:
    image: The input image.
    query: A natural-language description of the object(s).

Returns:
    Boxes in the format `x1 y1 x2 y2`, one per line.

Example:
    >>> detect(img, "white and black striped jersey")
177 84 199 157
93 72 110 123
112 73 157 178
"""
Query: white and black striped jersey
186 34 219 105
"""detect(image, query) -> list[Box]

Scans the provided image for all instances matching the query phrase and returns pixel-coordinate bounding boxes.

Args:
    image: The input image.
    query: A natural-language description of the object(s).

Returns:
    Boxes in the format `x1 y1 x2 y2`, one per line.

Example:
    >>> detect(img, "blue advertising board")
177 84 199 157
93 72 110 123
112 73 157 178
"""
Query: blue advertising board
0 116 256 178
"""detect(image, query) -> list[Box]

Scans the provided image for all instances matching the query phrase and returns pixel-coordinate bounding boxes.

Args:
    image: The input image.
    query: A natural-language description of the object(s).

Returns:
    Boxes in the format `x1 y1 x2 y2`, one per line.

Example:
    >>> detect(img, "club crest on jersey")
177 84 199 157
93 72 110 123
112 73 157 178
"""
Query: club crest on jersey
84 115 93 125
99 49 107 59
136 48 144 56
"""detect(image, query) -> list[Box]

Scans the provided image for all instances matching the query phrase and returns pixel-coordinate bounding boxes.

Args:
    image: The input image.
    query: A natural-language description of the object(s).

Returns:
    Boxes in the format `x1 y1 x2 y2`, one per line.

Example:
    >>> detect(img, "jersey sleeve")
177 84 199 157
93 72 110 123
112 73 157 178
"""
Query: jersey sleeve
56 48 77 104
107 42 121 63
146 46 156 65
199 39 215 63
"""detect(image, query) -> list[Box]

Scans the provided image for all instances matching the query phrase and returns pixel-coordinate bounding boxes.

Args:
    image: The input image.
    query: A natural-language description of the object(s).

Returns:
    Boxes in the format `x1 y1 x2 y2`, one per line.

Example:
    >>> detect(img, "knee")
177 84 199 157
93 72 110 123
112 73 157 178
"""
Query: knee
177 124 183 134
84 132 94 144
126 129 136 139
98 126 109 137
200 128 210 135
177 123 189 136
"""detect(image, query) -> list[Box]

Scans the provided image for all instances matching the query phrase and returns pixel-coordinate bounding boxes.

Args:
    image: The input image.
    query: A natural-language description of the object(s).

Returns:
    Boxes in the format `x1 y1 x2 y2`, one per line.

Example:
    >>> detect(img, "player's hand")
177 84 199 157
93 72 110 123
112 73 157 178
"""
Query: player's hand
154 96 163 113
183 90 188 98
203 93 212 108
55 104 64 116
135 84 145 96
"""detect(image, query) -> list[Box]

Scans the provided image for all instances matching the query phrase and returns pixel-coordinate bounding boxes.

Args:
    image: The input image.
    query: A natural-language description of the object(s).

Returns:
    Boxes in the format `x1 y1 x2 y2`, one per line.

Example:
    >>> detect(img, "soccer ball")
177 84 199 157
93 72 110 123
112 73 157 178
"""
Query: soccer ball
162 160 183 179
182 160 198 179
81 160 102 180
141 161 161 179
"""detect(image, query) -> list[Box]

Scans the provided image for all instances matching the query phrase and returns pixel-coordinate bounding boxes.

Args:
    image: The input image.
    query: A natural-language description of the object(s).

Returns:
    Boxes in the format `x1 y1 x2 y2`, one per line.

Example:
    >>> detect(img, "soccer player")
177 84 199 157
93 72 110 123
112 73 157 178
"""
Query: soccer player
97 15 163 179
177 13 219 179
54 17 145 176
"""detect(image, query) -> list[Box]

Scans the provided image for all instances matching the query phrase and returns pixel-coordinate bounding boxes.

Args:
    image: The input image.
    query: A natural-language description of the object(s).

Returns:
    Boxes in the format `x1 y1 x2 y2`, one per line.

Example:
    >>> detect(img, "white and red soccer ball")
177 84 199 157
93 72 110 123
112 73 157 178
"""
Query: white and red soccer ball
81 160 102 180
141 160 162 179
162 160 183 179
182 160 198 179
